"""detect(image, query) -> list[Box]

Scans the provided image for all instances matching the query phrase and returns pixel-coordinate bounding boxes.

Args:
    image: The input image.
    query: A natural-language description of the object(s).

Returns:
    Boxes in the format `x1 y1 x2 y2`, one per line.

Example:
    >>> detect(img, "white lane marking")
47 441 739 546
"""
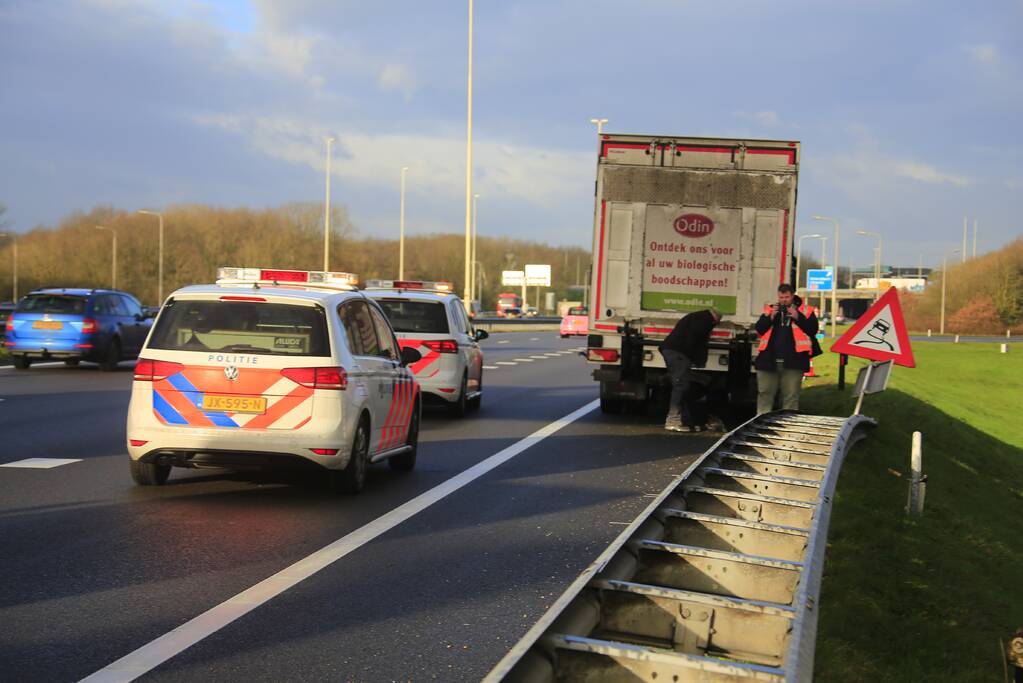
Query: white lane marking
529 355 548 359
1 458 82 469
513 358 534 362
82 399 601 683
530 337 539 341
496 361 517 366
0 361 65 371
543 353 561 357
482 365 499 370
497 340 510 344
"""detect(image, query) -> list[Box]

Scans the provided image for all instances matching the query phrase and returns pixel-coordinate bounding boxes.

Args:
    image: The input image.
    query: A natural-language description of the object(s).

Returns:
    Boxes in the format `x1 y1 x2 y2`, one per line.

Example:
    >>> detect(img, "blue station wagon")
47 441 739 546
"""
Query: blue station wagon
4 288 154 370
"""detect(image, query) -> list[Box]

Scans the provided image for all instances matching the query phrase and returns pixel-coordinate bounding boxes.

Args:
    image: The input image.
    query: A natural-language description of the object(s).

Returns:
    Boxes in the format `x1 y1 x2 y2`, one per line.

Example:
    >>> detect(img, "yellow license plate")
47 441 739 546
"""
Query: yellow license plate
33 321 63 330
201 395 267 414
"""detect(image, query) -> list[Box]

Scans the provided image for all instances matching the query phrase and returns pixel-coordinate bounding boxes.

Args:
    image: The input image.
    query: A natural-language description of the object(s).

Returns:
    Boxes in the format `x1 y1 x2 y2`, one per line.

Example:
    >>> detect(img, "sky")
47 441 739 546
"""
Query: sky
1 0 1020 269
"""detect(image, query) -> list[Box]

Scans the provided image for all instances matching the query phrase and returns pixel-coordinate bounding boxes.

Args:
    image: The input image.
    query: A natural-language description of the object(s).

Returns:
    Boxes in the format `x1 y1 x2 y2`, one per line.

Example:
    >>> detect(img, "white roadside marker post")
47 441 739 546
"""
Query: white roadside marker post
906 431 926 516
1001 343 1008 354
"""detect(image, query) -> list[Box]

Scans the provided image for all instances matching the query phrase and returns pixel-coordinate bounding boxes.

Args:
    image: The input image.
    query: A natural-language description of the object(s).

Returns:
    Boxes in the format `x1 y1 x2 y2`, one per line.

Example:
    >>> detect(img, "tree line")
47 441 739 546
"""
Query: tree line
0 203 591 309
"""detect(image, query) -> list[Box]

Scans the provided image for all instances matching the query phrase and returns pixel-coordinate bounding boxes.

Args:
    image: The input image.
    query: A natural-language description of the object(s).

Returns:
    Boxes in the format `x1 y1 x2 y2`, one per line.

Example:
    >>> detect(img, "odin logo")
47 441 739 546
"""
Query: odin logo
223 365 239 381
673 213 715 238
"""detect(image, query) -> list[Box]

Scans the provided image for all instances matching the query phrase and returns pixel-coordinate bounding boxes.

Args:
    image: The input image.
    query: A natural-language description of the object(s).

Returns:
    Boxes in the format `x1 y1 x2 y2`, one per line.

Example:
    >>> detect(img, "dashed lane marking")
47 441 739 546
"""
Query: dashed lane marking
513 358 534 362
496 361 517 366
529 355 548 359
81 399 601 683
1 458 82 469
482 365 500 370
497 340 510 344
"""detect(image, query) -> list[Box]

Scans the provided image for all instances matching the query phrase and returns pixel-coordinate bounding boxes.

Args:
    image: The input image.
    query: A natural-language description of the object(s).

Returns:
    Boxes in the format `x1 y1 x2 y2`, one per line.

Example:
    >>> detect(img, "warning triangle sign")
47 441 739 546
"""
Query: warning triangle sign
830 287 915 367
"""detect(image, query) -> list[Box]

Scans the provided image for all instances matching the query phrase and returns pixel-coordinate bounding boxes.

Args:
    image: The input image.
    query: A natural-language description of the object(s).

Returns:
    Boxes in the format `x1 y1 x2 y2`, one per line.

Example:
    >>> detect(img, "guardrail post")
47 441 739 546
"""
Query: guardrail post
906 431 926 516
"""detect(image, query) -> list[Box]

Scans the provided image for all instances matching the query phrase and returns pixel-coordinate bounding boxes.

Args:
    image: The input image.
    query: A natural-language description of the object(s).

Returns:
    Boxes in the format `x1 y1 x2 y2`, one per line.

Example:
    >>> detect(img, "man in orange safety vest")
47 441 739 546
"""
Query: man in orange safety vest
754 283 819 414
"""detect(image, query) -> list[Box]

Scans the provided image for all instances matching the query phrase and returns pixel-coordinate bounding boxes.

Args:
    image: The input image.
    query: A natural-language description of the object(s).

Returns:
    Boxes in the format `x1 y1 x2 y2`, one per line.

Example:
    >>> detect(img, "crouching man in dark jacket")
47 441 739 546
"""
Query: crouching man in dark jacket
659 308 722 432
755 283 819 414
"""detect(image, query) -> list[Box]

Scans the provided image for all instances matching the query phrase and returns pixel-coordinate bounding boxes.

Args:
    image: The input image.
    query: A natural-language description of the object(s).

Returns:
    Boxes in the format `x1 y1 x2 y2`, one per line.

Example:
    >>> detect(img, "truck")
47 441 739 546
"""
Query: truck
586 134 800 413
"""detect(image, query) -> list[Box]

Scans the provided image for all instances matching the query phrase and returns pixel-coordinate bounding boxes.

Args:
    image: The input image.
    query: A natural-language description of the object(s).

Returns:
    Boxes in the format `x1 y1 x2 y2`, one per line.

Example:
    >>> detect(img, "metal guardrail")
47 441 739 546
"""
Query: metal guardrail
485 411 875 683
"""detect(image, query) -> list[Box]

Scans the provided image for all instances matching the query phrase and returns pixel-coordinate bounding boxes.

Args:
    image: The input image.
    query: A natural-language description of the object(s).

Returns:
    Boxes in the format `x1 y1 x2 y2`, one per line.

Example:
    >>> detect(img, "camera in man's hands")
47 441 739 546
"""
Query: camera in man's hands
776 301 790 322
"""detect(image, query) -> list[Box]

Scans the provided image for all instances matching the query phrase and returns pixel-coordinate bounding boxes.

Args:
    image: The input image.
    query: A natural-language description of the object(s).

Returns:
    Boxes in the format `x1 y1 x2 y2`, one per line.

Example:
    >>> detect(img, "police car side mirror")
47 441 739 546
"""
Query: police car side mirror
474 329 489 341
400 346 422 367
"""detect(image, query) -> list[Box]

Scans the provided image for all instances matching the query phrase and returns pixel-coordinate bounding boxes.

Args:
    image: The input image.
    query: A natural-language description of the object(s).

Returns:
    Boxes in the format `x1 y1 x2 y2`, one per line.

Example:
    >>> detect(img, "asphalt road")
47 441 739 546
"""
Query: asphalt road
0 332 716 682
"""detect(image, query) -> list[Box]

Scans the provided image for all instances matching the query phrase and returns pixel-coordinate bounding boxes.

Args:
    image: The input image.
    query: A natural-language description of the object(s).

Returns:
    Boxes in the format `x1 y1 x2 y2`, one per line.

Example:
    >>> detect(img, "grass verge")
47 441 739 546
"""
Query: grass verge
802 339 1023 681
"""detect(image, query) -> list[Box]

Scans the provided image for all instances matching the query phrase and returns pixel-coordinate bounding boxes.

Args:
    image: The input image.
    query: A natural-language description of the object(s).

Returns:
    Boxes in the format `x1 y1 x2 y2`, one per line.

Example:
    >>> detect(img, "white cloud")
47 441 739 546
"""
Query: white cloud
736 110 782 127
966 43 999 65
378 64 417 100
190 113 591 208
894 162 973 187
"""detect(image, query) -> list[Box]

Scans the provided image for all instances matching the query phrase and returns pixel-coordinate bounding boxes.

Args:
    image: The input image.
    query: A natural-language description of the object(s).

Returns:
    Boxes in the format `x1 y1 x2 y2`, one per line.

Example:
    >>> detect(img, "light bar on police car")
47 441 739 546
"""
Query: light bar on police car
364 279 454 292
217 267 359 288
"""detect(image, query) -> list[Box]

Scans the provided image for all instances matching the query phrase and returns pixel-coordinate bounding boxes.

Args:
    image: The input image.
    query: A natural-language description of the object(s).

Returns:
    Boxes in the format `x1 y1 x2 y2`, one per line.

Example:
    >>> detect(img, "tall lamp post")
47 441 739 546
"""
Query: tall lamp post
323 136 335 271
940 248 960 335
95 225 117 289
590 117 608 135
399 165 409 280
812 215 840 337
462 0 474 311
137 210 164 303
0 232 16 302
856 229 882 300
795 233 825 291
470 193 479 304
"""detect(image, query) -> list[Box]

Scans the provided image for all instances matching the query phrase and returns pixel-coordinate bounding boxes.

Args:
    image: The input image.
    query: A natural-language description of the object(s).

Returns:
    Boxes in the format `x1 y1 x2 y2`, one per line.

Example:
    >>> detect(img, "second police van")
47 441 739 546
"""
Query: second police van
363 280 487 417
126 268 422 494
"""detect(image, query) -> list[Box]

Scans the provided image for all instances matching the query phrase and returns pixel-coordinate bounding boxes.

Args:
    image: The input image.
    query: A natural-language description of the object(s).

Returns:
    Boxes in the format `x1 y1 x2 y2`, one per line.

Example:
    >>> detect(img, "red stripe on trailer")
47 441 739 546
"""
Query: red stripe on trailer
594 323 616 331
602 142 649 157
780 209 790 283
595 201 607 317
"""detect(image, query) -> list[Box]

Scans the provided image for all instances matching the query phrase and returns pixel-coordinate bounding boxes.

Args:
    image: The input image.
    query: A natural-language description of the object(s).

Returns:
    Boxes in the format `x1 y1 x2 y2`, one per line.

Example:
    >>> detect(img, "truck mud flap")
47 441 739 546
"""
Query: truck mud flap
485 412 874 683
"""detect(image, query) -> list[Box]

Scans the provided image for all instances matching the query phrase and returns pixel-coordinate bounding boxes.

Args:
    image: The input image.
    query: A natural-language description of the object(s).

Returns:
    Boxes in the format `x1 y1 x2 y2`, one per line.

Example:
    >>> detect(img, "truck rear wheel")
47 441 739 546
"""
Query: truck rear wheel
599 396 624 414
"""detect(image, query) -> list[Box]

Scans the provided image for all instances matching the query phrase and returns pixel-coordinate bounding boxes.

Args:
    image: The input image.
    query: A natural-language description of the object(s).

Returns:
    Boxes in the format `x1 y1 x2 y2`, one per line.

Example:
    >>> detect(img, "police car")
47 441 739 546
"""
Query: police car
363 280 487 417
126 268 422 494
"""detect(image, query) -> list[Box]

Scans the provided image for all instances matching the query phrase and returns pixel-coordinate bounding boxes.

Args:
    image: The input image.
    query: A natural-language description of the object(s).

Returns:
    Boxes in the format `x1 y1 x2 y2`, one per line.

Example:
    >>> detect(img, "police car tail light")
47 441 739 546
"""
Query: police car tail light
4 317 13 333
422 339 458 354
281 366 348 390
81 318 99 334
309 448 339 456
587 348 619 363
134 358 185 382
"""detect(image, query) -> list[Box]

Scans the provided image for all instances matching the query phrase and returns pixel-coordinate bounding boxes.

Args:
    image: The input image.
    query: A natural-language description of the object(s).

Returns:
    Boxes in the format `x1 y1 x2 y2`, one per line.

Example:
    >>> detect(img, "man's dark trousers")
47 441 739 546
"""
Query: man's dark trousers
661 348 694 427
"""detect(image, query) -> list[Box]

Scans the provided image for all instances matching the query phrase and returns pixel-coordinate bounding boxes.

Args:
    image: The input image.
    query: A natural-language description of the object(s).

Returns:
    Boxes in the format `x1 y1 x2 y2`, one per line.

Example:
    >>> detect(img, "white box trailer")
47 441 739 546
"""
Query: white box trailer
586 134 800 413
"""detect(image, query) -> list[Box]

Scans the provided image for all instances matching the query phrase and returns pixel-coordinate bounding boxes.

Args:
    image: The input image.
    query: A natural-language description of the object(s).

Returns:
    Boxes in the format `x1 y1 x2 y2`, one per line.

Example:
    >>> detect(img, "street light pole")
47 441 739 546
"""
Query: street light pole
856 229 882 300
324 136 335 272
399 165 409 280
137 210 164 303
471 193 479 304
813 215 840 337
940 249 960 335
462 0 474 310
796 233 825 291
0 233 16 302
95 225 117 289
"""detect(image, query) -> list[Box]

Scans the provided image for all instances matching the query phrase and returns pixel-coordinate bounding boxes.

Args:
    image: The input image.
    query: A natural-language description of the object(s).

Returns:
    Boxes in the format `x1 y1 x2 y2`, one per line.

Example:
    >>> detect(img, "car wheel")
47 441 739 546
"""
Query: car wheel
389 398 419 471
12 355 31 370
560 334 568 338
64 359 81 367
468 372 482 412
129 458 171 486
334 418 369 494
100 338 121 372
448 374 468 418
